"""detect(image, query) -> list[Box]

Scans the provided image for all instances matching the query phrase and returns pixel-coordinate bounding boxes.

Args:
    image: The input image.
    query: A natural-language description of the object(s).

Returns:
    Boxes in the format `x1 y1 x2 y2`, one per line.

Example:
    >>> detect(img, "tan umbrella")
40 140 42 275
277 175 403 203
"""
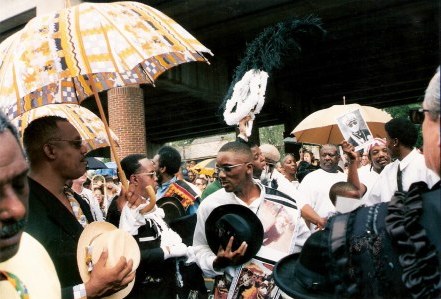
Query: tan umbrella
12 104 119 152
0 1 212 196
291 104 392 145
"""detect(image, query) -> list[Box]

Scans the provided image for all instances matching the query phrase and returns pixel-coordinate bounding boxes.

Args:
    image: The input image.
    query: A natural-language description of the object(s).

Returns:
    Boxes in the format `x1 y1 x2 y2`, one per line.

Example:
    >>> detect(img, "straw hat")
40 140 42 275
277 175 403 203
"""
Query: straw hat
76 222 140 299
0 232 61 299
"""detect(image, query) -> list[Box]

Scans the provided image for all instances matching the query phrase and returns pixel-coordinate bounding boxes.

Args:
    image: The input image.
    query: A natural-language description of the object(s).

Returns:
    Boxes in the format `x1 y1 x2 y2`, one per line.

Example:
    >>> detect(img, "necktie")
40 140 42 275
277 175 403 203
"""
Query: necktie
397 164 403 192
64 186 88 227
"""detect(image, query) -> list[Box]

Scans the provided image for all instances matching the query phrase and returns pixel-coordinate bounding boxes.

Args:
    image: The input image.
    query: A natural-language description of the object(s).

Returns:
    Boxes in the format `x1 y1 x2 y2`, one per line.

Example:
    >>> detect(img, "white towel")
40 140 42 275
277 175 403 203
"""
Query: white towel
119 203 182 247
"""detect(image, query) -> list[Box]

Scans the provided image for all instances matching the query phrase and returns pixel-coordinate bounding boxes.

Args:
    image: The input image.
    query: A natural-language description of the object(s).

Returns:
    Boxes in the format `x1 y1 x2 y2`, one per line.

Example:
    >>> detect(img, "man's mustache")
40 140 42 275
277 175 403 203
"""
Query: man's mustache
0 218 26 238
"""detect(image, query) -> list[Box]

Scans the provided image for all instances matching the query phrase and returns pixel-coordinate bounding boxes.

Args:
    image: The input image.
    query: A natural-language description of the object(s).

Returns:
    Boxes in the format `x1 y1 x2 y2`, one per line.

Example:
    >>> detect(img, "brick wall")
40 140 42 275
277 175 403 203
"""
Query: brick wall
108 86 146 160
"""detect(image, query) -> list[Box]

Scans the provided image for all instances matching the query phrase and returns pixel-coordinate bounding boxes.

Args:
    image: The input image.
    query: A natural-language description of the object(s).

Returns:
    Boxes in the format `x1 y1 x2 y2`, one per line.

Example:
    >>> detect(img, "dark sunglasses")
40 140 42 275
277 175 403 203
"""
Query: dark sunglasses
47 138 84 149
409 108 430 124
215 163 246 173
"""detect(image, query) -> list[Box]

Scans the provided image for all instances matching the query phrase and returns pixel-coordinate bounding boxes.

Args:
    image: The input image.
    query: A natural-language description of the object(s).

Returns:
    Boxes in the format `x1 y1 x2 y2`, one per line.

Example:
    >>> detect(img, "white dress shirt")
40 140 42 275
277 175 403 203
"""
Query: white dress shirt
365 148 440 206
191 181 310 278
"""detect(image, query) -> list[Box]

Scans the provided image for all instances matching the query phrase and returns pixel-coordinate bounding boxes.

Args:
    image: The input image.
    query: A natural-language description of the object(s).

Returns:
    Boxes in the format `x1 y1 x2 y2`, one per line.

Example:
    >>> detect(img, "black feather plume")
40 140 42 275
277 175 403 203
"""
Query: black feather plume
219 16 326 115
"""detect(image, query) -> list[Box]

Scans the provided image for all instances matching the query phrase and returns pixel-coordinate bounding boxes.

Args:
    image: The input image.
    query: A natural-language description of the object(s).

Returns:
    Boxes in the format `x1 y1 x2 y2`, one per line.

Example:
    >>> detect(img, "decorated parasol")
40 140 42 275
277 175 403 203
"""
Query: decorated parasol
0 1 212 195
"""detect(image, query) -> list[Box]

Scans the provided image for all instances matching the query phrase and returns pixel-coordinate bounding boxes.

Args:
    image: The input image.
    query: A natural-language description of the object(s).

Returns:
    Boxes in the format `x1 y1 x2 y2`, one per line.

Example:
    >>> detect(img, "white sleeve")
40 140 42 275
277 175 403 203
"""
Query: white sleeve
292 216 311 253
192 201 224 277
297 175 314 210
364 173 382 206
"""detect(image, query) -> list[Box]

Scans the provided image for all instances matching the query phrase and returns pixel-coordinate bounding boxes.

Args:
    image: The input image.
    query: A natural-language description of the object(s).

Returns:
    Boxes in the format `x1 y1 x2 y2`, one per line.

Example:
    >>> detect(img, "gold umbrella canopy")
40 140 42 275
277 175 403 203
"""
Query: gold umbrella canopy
0 1 212 117
11 104 119 152
291 104 392 145
191 158 216 176
0 1 212 193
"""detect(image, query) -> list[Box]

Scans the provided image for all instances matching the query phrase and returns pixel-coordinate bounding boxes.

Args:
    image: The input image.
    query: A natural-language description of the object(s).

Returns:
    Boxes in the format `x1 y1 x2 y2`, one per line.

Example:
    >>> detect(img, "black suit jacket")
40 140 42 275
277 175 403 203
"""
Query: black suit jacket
25 177 94 299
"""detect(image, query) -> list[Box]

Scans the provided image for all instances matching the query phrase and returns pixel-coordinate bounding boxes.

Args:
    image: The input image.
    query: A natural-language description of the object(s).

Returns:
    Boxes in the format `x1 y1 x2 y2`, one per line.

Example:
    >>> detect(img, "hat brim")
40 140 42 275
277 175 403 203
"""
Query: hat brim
205 204 263 265
273 254 333 299
157 196 186 224
77 222 140 299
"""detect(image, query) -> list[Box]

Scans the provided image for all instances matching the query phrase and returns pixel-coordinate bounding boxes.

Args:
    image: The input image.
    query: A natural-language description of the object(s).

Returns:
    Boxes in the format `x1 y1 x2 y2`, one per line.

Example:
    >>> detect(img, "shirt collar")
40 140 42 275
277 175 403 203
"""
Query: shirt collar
399 148 419 170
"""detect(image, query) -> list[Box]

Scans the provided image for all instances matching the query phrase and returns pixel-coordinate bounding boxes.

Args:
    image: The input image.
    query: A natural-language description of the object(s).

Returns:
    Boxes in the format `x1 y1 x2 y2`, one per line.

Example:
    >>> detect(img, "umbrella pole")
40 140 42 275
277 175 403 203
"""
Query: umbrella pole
88 79 128 191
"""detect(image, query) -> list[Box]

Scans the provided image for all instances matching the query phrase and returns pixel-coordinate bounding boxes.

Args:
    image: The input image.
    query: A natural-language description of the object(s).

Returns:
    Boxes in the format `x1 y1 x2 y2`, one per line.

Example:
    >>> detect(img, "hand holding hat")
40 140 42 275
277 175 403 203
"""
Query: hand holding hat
77 222 140 299
206 204 264 268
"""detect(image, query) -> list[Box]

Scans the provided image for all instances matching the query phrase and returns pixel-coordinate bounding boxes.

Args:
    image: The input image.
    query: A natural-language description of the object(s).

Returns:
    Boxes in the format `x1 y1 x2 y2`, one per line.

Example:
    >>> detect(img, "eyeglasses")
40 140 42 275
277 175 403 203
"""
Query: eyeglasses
409 108 433 124
215 163 247 173
135 172 156 178
47 138 84 149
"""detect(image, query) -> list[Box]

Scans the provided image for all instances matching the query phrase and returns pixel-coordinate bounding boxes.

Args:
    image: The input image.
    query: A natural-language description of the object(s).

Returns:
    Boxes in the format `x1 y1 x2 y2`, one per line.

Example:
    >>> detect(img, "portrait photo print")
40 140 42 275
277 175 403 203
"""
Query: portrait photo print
336 108 374 151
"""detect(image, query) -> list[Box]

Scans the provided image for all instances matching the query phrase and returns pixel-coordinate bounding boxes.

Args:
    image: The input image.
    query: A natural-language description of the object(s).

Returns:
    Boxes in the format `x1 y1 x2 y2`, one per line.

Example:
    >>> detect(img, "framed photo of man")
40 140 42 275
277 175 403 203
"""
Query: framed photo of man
336 109 374 151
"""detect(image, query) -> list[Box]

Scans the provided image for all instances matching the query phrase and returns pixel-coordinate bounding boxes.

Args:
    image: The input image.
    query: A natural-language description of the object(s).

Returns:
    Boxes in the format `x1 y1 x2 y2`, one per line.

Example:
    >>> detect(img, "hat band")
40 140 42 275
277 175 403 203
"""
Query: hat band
0 270 30 299
84 232 104 273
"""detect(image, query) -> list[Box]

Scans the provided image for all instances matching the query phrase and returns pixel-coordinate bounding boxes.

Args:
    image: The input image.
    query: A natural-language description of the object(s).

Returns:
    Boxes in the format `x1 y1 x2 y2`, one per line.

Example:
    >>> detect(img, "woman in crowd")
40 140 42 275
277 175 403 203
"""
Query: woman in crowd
281 153 299 187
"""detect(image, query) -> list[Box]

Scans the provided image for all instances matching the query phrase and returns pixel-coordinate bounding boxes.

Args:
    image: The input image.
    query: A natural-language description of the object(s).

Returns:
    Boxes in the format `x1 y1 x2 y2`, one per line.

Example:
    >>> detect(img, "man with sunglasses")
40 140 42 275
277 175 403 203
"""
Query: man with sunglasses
365 116 439 206
105 153 207 299
192 141 310 296
23 116 135 299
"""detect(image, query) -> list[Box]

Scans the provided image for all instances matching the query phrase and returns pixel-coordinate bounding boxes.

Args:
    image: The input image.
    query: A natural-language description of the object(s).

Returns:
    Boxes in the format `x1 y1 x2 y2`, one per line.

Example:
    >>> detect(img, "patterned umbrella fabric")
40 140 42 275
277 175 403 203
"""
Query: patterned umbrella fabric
291 104 392 145
11 104 119 152
0 1 212 119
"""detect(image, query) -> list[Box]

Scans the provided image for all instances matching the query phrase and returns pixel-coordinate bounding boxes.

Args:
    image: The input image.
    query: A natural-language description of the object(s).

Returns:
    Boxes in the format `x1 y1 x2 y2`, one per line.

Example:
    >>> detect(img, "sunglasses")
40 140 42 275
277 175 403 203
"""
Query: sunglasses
48 138 84 149
215 163 246 173
135 172 157 178
409 108 431 124
346 119 358 127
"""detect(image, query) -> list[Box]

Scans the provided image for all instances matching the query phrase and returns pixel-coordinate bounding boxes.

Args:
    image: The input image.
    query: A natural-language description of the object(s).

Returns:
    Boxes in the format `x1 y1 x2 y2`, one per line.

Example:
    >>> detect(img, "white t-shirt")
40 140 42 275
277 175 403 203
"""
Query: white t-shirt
358 166 380 204
365 148 440 206
297 169 347 229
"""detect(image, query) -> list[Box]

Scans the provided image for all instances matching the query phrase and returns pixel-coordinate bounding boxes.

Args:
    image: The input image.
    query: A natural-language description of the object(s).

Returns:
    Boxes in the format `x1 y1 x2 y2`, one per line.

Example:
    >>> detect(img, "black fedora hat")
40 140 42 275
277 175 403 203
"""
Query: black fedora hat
157 196 186 224
205 204 263 266
273 230 334 299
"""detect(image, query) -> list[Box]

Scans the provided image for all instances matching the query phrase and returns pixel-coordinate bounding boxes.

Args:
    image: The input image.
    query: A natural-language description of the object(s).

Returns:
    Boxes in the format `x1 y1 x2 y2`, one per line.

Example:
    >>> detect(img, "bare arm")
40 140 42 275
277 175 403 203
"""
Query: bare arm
300 204 326 230
341 141 367 197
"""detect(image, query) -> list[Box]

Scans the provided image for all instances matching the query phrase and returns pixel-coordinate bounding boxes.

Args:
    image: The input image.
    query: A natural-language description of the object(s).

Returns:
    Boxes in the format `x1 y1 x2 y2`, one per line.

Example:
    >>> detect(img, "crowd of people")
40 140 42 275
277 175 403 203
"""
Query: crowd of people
0 66 439 299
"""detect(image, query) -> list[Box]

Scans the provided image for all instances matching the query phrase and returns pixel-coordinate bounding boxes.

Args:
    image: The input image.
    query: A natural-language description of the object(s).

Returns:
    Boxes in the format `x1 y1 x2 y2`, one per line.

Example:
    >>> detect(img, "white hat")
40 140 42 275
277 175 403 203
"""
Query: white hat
76 222 140 299
0 232 61 299
259 144 281 162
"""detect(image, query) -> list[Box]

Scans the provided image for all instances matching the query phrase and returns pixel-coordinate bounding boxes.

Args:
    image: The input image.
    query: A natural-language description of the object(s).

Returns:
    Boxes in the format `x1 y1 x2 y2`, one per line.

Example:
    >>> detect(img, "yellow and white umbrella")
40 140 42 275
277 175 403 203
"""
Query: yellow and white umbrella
12 104 119 152
0 1 212 192
0 1 212 116
191 158 216 176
